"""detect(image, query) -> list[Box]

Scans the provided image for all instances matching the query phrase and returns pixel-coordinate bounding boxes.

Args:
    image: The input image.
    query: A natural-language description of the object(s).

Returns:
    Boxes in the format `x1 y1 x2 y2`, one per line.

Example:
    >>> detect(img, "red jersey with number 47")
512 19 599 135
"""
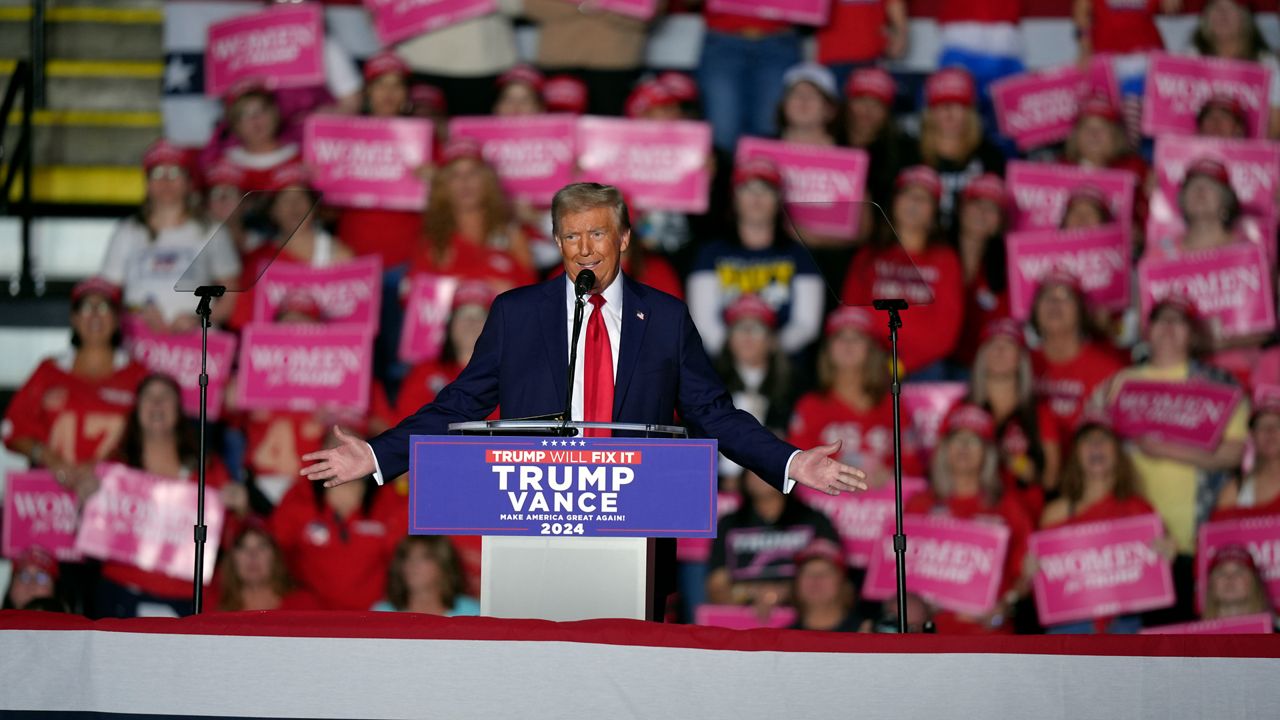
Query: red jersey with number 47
3 352 148 463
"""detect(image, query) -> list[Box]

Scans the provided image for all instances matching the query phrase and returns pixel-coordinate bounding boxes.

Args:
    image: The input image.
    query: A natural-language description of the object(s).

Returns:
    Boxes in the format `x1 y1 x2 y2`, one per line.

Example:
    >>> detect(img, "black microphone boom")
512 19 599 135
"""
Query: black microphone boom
561 269 596 435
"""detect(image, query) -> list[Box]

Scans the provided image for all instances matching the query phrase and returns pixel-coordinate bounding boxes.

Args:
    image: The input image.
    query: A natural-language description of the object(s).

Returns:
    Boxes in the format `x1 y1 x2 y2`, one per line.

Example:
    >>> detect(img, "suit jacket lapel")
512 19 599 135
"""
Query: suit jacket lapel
538 277 568 409
613 276 649 419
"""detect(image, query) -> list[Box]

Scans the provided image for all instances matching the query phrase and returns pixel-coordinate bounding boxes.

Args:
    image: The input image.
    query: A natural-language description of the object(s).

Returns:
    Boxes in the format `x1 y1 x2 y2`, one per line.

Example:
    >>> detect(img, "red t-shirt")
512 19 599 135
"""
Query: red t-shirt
337 208 421 269
843 244 965 373
817 1 889 65
3 353 148 464
996 404 1060 522
1089 0 1165 54
406 234 535 293
101 460 232 599
788 391 924 477
1031 343 1126 446
704 9 790 34
937 0 1021 24
269 480 408 610
952 274 1010 367
1211 486 1280 522
1045 493 1155 529
395 360 462 423
906 489 1033 635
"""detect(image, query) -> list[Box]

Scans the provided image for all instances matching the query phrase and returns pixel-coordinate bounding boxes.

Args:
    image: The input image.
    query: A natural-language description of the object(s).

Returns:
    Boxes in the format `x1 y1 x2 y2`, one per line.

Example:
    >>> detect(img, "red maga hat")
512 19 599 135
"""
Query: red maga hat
896 165 942 200
732 157 784 190
1077 94 1122 124
1208 544 1260 577
657 71 699 103
142 139 190 173
824 305 877 337
942 403 996 443
71 276 123 309
1184 157 1232 188
362 51 409 83
410 83 447 114
962 173 1007 207
846 67 896 106
981 316 1026 348
440 137 484 166
497 64 545 93
625 79 678 119
724 294 778 329
543 75 588 114
795 537 845 567
925 67 975 108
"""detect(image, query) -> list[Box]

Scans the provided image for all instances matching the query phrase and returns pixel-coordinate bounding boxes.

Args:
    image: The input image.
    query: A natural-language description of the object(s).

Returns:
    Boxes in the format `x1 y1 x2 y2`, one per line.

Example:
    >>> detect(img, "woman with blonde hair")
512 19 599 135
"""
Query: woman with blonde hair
1201 545 1273 622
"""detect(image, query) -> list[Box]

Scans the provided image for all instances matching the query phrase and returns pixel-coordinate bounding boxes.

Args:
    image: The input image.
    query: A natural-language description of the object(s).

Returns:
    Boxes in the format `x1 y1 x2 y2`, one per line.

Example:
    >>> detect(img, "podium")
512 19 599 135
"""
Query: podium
407 420 711 622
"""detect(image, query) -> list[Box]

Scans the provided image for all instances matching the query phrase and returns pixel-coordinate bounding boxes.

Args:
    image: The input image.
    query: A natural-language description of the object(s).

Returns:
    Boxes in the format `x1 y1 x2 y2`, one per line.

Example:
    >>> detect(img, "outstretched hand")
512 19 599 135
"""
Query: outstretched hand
300 426 375 488
789 440 868 496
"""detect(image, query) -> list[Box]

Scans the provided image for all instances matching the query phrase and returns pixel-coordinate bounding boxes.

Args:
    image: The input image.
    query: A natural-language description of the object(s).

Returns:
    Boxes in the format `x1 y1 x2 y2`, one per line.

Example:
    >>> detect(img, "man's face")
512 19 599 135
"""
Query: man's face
556 206 630 293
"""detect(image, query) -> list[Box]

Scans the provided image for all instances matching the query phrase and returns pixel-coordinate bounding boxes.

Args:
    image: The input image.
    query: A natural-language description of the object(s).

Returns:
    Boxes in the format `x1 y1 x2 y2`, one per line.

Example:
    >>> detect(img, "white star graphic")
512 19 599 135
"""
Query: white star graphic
577 440 586 447
164 55 195 93
541 440 549 446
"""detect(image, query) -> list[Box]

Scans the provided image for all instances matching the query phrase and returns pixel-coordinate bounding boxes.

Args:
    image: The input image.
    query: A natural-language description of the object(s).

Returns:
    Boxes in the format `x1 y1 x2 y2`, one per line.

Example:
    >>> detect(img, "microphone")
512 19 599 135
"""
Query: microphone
561 269 596 435
574 268 596 297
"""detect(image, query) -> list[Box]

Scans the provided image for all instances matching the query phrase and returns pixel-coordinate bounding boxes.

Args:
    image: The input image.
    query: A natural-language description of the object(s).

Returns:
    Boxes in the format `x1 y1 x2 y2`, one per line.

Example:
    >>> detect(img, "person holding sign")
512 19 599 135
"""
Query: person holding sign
1214 396 1280 520
1151 158 1243 258
1201 545 1275 624
1187 0 1280 138
302 182 868 508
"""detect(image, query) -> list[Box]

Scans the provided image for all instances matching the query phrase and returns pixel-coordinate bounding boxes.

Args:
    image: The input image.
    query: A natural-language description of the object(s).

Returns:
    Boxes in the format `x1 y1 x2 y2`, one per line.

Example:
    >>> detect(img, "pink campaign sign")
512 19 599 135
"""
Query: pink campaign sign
252 256 383 332
798 477 927 567
1197 515 1280 610
398 274 459 364
694 604 798 630
1110 379 1242 452
126 326 238 422
2 471 81 561
736 137 869 238
205 4 325 98
1142 53 1270 139
901 382 967 461
364 0 498 46
235 323 373 413
304 115 432 211
576 0 659 20
1006 161 1136 236
75 463 225 583
577 117 712 213
1083 56 1121 108
1005 225 1130 319
1029 514 1174 626
1138 243 1277 340
1145 136 1280 262
863 515 1010 616
991 65 1093 151
705 0 829 25
1141 613 1274 635
450 115 577 205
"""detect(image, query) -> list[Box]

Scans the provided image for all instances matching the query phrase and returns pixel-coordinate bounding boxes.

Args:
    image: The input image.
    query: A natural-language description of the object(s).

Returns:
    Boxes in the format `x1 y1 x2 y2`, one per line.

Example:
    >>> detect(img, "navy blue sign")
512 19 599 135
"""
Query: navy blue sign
409 435 718 538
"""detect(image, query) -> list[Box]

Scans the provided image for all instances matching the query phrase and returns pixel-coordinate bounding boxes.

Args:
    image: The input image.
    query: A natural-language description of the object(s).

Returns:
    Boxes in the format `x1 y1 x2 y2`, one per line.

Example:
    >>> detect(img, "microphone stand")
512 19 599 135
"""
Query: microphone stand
873 298 909 633
191 285 224 614
560 295 587 437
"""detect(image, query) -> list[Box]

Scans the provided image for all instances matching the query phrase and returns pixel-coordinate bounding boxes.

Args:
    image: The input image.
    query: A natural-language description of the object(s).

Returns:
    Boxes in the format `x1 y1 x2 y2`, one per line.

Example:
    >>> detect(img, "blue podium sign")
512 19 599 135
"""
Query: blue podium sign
409 435 718 538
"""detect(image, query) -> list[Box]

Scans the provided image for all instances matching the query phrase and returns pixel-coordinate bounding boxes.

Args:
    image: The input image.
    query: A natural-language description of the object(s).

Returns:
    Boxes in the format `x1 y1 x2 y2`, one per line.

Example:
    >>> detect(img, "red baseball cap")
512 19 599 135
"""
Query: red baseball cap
1251 384 1280 424
846 67 896 106
942 403 996 442
410 83 447 114
204 161 245 190
265 162 311 192
363 51 409 83
657 71 699 103
13 546 59 583
732 157 784 190
824 306 877 337
440 137 484 166
962 173 1006 207
1208 544 1260 577
980 316 1025 348
625 79 679 119
497 64 545 93
451 280 497 311
795 537 845 567
1077 94 1121 124
71 276 123 309
1184 157 1232 188
543 75 588 115
925 67 975 108
724 294 778 329
1148 293 1202 325
895 165 942 200
1073 406 1115 435
142 140 189 173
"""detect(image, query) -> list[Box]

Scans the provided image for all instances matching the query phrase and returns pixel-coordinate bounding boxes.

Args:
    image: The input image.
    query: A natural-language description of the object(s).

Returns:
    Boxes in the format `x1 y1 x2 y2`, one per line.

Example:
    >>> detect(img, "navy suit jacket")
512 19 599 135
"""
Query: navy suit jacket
369 274 799 490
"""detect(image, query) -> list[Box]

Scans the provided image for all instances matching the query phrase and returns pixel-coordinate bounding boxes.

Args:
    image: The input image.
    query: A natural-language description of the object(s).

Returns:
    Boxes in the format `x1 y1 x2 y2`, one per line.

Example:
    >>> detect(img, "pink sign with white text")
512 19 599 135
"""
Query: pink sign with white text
1110 379 1242 452
577 117 712 213
398 274 459 364
1141 613 1273 635
450 115 577 205
364 0 498 46
991 65 1094 150
252 256 382 332
1029 514 1174 626
705 0 829 25
1005 225 1130 319
863 515 1010 616
304 115 432 211
2 471 81 561
1138 243 1276 340
1142 52 1270 139
736 137 869 238
126 326 238 422
1006 161 1136 236
75 463 224 583
798 477 927 567
1197 515 1280 610
205 4 325 98
901 382 967 461
235 323 373 413
694 604 798 630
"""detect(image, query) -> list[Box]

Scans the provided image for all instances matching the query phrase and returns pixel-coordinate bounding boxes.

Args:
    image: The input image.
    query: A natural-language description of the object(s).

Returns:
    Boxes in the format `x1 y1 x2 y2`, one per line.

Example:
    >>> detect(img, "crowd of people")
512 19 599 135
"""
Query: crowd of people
4 0 1280 634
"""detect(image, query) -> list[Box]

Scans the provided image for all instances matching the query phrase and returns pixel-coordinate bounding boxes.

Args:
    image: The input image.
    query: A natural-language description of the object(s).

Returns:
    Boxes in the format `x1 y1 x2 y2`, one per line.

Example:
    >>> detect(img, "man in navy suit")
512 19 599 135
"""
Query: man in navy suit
302 183 866 498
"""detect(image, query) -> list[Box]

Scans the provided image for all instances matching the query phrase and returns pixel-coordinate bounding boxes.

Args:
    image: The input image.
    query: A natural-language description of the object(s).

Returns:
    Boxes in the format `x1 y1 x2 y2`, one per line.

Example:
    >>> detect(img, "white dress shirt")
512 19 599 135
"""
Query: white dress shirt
371 274 798 492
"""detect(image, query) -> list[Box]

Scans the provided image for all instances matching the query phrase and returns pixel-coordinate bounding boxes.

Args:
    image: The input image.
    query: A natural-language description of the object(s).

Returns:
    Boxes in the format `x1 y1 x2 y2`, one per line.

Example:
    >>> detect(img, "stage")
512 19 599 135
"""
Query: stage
1 611 1278 718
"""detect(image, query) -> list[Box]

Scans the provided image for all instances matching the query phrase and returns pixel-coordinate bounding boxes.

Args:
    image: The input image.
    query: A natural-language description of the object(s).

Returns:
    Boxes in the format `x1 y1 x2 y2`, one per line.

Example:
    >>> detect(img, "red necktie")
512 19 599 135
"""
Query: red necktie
584 294 613 437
